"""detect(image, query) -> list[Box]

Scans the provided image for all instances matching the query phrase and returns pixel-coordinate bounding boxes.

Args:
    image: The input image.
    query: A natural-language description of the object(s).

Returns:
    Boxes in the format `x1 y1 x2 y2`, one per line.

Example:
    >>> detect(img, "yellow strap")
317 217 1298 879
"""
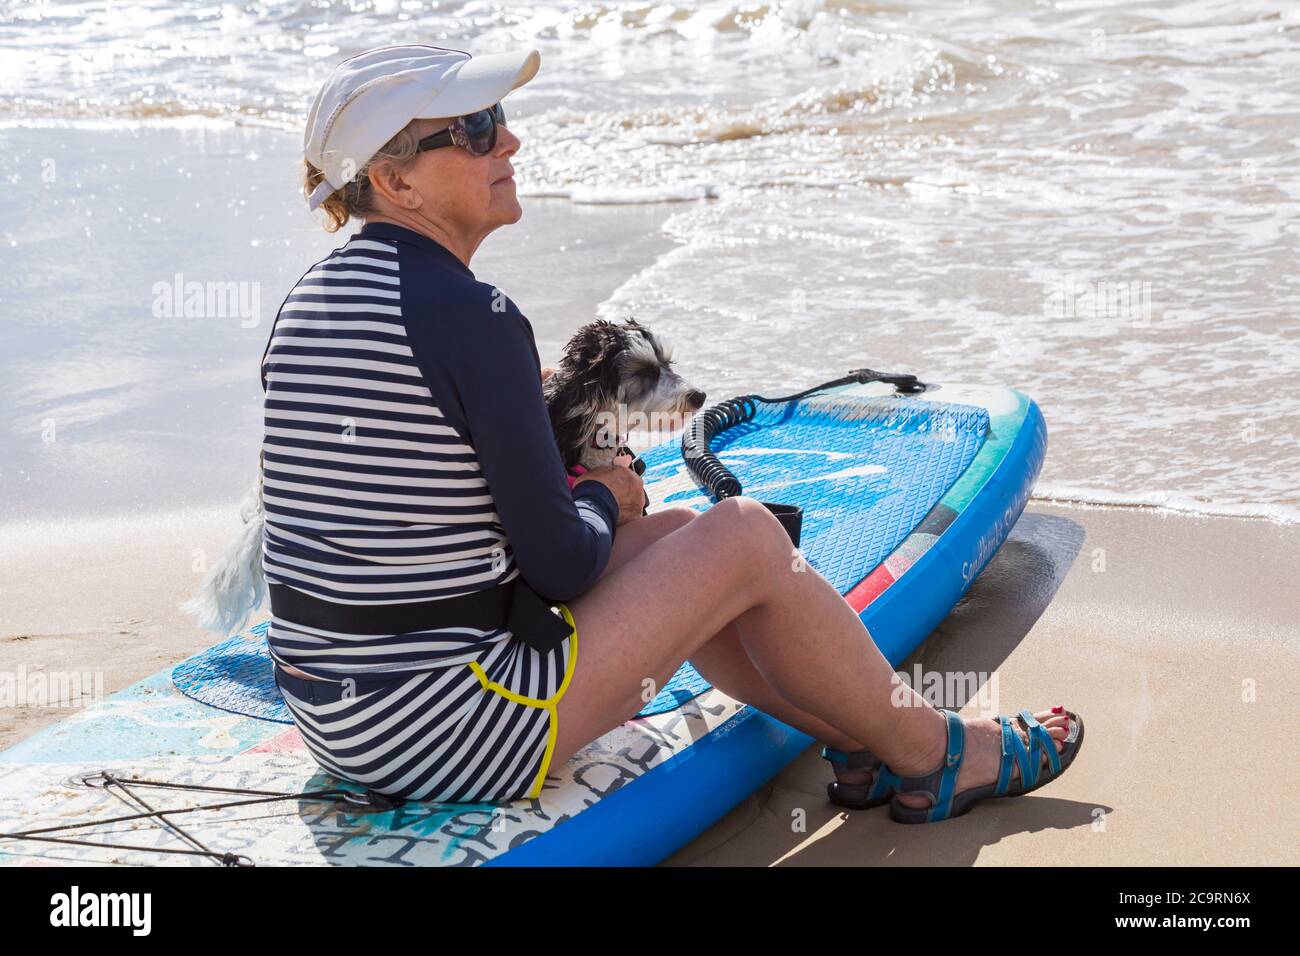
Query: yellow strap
466 602 578 798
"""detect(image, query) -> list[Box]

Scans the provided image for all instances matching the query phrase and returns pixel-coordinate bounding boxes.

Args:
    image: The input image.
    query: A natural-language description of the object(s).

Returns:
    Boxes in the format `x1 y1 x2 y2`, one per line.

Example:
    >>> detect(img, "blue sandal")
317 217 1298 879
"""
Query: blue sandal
821 745 901 810
884 708 1085 824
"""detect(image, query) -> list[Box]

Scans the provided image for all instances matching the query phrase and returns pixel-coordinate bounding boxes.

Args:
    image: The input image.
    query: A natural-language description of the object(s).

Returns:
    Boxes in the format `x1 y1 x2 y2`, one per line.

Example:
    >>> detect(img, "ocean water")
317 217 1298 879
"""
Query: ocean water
2 0 1298 522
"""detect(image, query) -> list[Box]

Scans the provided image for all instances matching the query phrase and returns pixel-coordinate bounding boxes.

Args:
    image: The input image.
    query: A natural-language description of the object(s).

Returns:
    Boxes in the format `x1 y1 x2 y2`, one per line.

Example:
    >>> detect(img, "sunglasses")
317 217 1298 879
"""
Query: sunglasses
415 103 506 157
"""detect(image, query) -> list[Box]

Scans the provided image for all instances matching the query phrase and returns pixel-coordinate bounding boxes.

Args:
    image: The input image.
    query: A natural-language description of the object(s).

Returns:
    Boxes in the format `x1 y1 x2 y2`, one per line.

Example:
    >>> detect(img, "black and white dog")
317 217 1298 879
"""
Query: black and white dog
183 317 706 636
546 317 705 476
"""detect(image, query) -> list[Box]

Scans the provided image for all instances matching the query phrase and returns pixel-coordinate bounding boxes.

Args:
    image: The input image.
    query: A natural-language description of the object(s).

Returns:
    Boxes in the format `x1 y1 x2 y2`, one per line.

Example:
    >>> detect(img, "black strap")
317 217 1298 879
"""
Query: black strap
268 577 575 656
751 367 925 404
269 580 515 635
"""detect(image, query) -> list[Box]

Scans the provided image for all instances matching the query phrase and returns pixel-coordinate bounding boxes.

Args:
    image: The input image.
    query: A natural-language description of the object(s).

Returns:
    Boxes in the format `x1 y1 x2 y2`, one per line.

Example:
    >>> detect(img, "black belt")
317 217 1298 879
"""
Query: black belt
268 577 575 655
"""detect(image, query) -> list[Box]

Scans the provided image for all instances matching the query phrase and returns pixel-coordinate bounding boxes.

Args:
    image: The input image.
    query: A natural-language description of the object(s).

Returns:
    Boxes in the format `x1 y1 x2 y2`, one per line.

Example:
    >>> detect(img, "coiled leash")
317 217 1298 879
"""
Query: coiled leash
0 771 406 867
680 367 926 542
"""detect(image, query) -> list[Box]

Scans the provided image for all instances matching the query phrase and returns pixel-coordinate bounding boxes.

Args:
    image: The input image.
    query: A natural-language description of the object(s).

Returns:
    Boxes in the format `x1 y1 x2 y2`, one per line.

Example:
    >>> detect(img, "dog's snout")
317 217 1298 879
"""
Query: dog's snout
686 389 707 409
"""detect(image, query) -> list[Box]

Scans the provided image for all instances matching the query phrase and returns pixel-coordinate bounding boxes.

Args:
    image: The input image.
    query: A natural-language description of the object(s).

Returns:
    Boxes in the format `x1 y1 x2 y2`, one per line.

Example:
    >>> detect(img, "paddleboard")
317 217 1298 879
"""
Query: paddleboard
0 380 1046 866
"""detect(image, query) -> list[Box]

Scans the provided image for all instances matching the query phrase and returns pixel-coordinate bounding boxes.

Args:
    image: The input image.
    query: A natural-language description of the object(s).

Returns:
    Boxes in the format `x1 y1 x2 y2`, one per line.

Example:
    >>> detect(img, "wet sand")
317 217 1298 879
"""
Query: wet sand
0 123 675 523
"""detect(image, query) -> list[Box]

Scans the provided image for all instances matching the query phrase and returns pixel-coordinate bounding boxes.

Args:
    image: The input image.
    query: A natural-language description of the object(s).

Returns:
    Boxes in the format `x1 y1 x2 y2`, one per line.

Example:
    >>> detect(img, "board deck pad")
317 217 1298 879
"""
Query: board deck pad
0 381 1043 867
636 393 989 592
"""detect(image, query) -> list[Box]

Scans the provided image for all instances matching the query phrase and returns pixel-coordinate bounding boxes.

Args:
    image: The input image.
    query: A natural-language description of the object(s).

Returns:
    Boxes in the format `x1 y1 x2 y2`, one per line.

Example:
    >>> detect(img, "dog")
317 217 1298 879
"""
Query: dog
182 317 706 636
545 317 706 477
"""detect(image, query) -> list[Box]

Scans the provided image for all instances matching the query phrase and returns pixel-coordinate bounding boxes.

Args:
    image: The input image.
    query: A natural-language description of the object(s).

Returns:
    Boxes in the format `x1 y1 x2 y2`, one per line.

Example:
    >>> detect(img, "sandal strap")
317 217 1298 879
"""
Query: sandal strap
996 715 1018 795
887 709 966 821
823 744 899 805
1018 709 1063 781
821 745 882 772
933 710 965 819
874 764 902 797
997 709 1062 793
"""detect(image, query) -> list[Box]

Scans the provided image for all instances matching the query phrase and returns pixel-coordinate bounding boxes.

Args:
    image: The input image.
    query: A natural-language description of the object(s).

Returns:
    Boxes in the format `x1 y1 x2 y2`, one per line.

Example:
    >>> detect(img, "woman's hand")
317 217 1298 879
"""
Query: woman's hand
573 453 645 526
541 366 555 384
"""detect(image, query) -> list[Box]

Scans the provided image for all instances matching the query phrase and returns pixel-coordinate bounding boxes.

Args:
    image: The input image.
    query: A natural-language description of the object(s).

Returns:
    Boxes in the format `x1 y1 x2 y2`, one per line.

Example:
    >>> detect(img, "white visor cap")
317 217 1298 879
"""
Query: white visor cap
303 44 540 211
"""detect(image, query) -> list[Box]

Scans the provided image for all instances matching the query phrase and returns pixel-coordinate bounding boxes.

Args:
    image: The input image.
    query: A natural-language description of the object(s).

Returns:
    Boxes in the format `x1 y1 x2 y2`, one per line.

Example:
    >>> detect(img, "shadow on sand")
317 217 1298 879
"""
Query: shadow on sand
765 509 1099 866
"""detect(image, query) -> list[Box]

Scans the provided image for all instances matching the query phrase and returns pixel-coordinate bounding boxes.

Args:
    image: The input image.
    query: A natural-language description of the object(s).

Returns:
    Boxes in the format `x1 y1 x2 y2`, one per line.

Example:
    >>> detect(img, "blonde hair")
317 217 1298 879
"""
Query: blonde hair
303 121 423 232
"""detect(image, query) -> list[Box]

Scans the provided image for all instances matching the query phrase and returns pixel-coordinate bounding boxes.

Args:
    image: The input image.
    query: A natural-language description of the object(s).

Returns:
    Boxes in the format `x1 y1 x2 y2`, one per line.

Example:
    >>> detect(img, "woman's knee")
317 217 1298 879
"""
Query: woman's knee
702 496 797 576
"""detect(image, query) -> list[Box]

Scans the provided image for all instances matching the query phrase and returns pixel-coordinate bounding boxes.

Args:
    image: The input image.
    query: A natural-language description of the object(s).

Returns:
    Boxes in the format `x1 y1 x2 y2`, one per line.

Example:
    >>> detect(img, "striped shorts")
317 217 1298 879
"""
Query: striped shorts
270 604 578 804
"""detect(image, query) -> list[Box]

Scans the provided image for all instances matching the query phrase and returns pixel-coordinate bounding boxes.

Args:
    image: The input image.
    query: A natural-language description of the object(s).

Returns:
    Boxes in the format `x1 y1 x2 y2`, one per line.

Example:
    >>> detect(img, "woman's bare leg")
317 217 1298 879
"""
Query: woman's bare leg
597 507 865 753
553 496 941 769
554 497 1073 804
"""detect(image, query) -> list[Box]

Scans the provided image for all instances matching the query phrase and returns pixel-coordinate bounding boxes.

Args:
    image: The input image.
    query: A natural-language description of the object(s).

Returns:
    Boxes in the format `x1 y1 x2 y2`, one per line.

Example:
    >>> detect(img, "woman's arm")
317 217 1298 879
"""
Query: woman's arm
407 293 619 602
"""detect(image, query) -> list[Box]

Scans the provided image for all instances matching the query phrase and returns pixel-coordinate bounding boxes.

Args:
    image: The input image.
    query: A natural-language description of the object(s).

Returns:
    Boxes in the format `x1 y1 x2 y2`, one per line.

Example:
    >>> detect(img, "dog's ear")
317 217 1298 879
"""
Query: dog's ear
561 320 620 369
560 321 626 403
548 321 627 469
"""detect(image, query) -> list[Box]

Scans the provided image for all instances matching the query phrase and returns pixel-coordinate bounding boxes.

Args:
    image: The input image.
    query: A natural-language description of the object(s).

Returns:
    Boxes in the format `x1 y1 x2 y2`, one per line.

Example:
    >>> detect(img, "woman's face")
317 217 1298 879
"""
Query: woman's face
371 113 523 245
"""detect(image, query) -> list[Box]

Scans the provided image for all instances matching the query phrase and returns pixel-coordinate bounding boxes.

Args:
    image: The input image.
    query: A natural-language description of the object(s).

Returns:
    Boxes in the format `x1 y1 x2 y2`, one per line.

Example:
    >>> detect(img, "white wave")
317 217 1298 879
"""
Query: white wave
519 182 720 204
1031 484 1300 526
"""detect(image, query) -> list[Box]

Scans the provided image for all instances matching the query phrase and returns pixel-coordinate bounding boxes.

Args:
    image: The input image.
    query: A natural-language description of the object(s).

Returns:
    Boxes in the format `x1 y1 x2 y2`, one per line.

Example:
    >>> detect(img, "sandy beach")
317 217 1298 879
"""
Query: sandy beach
2 496 1295 864
3 0 1298 871
668 501 1298 866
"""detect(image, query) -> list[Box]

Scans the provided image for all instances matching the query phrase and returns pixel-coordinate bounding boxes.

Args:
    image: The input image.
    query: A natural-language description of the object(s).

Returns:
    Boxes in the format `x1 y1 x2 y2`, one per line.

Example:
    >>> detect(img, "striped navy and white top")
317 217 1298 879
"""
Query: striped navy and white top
260 221 619 679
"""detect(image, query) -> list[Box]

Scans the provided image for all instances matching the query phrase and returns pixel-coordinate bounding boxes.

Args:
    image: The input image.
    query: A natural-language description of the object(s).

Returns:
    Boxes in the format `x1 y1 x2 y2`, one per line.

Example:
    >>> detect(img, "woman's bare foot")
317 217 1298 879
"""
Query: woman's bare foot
890 707 1072 809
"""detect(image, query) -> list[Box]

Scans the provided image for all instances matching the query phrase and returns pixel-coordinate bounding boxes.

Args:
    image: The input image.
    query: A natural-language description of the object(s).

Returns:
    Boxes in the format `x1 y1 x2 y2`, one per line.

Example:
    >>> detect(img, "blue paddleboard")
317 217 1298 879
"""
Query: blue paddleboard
0 381 1045 866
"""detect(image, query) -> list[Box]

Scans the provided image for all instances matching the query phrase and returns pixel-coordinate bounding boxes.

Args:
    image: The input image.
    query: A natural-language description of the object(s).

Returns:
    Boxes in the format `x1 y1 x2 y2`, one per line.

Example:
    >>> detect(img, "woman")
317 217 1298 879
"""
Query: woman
266 43 1083 823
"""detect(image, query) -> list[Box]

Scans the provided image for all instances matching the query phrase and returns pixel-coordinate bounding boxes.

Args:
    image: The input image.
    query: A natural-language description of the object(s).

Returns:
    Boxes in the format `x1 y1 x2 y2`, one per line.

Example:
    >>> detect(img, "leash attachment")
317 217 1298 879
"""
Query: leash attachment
681 367 926 501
